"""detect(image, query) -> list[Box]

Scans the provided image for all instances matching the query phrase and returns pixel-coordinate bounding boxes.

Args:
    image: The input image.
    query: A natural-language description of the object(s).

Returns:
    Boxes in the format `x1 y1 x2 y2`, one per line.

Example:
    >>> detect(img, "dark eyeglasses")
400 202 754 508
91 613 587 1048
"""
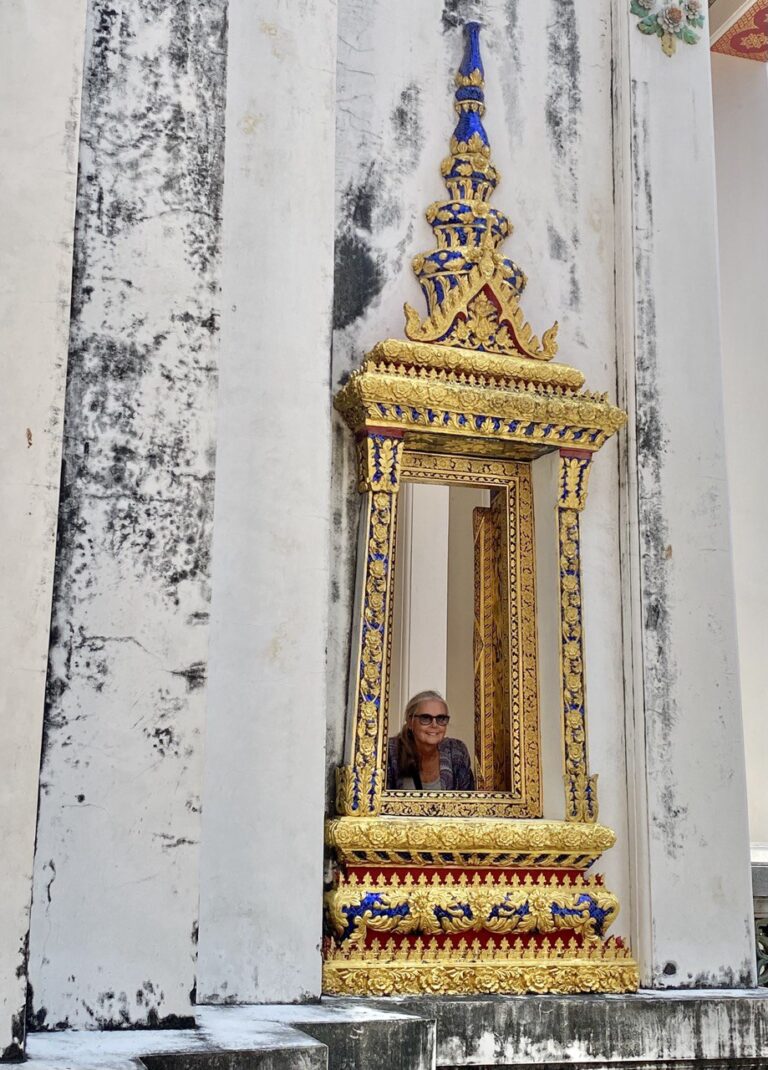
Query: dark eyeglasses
413 713 450 727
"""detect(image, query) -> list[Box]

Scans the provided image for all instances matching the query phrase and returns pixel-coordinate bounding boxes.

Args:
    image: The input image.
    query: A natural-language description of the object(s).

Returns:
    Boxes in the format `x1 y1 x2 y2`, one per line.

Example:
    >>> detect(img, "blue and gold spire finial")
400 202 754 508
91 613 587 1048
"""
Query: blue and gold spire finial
404 22 559 361
451 21 489 159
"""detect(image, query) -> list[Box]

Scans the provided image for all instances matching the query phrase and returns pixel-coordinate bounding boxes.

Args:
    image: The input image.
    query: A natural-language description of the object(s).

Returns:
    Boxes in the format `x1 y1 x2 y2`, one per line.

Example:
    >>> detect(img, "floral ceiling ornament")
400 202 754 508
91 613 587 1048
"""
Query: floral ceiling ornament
631 0 705 56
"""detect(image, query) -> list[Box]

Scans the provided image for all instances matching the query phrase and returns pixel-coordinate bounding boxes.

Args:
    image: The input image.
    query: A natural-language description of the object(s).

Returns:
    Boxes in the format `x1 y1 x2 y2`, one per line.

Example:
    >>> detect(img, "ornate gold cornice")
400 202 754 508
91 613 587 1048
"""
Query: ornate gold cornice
326 816 615 868
334 367 626 455
366 338 585 391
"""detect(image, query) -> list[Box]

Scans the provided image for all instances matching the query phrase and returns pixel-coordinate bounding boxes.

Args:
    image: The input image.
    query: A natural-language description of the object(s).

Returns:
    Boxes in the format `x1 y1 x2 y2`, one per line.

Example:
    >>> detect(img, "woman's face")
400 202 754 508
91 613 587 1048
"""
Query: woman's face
409 698 449 749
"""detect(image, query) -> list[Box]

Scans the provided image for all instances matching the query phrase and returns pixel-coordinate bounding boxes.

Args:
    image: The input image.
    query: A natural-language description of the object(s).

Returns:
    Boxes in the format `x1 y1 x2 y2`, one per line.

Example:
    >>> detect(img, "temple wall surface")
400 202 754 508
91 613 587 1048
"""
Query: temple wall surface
0 0 87 1055
618 6 754 984
26 0 228 1030
0 0 761 1047
712 53 768 850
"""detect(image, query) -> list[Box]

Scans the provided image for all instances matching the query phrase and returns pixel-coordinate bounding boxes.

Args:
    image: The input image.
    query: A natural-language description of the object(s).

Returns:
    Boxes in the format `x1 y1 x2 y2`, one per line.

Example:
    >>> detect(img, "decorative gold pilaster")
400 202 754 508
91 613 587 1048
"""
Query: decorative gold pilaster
558 450 597 823
336 433 403 817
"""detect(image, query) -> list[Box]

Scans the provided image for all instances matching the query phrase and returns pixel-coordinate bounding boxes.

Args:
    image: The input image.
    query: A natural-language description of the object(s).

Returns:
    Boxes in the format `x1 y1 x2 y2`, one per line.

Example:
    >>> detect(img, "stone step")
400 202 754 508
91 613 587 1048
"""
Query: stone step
23 990 768 1069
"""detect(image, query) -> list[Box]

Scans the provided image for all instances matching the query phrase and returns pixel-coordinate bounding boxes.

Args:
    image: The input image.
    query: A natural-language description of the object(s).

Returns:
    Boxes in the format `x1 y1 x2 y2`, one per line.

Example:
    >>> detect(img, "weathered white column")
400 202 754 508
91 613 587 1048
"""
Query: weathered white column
27 0 227 1029
712 54 768 849
196 2 337 1003
614 1 755 985
0 1 87 1056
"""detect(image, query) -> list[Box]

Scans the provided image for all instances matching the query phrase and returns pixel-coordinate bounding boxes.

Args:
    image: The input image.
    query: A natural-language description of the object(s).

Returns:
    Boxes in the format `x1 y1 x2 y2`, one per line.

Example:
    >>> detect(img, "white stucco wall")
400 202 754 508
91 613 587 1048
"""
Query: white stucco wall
711 54 768 850
26 0 227 1029
4 0 758 1030
617 7 755 984
195 0 337 1004
0 0 87 1056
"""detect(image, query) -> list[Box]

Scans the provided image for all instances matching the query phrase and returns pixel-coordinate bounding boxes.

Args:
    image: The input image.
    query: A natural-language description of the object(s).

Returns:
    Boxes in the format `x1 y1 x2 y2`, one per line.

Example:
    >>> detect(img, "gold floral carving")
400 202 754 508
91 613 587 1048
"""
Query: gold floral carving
338 436 404 817
404 269 559 362
368 338 585 392
558 453 597 823
325 816 616 869
334 368 626 460
474 503 504 790
559 453 592 512
356 433 403 493
323 936 639 996
379 452 540 818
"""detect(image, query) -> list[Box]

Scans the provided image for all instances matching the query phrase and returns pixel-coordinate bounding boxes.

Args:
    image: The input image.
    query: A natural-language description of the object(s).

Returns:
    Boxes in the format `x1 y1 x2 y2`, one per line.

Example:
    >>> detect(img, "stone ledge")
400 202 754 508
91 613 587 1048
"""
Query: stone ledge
22 1002 434 1070
381 989 768 1066
21 991 768 1069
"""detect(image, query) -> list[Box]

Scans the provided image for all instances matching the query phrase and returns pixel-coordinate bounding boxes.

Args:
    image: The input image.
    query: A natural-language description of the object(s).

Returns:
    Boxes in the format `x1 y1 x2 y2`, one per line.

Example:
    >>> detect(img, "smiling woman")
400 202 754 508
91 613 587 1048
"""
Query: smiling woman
387 690 475 791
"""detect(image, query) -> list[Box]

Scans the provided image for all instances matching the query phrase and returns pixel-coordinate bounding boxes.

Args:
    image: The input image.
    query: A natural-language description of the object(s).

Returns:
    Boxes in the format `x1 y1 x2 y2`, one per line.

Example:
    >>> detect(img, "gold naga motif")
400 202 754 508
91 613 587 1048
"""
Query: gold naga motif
326 871 620 946
326 20 635 997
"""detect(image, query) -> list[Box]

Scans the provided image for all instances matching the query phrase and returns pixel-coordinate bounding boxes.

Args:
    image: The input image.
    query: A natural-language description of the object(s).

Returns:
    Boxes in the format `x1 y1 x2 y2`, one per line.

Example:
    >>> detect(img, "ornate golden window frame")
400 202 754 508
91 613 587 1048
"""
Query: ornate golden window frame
324 20 637 999
380 450 541 818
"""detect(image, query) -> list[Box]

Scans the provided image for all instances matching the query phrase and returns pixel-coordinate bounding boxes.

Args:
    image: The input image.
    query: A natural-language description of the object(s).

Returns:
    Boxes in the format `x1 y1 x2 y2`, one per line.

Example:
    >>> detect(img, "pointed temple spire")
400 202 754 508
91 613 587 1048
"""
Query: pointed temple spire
404 22 559 361
451 21 489 158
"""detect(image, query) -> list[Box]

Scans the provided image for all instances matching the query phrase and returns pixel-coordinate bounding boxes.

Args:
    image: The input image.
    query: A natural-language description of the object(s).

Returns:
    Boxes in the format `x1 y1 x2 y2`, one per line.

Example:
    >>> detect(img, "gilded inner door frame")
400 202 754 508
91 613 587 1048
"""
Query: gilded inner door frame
380 450 542 819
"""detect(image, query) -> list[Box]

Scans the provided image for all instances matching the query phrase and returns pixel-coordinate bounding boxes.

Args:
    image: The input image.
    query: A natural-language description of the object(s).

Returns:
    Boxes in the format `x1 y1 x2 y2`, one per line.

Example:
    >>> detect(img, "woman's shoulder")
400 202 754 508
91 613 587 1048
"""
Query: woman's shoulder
441 736 471 759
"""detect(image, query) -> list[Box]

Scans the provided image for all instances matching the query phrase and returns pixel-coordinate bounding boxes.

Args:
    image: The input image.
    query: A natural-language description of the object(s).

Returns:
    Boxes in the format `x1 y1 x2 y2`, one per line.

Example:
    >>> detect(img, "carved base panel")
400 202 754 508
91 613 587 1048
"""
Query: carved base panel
323 817 638 996
323 937 639 997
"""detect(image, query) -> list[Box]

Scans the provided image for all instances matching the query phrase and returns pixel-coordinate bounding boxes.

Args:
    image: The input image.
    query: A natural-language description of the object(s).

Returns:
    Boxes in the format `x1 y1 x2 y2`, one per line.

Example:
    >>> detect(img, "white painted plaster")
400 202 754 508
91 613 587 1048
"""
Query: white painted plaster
0 0 86 1055
389 483 450 713
27 0 226 1029
712 54 768 848
196 0 337 1003
617 5 755 984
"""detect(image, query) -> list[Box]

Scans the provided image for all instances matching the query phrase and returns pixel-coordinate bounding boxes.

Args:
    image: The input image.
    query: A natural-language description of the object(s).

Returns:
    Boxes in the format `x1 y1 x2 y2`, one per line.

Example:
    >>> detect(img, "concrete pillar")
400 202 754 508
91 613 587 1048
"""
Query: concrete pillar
195 0 337 1003
27 0 227 1029
0 1 87 1056
614 1 755 985
712 55 768 849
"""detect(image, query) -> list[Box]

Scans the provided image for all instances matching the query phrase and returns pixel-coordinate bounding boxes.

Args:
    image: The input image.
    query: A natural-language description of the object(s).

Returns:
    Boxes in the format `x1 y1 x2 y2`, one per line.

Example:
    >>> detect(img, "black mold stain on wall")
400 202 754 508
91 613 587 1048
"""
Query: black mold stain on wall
442 0 483 32
545 0 582 164
630 80 684 867
31 0 228 1028
332 232 385 333
545 0 583 314
0 1011 24 1063
332 149 411 336
391 84 423 173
